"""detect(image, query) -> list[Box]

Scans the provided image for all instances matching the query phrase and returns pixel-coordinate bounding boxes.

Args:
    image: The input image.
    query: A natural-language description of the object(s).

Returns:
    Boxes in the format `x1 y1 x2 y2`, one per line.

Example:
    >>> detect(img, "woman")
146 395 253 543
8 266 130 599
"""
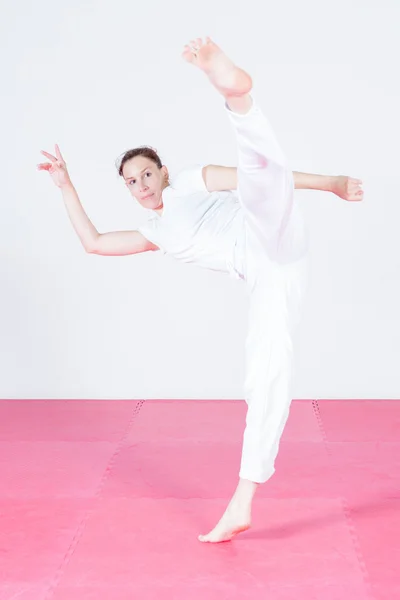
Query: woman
38 37 363 543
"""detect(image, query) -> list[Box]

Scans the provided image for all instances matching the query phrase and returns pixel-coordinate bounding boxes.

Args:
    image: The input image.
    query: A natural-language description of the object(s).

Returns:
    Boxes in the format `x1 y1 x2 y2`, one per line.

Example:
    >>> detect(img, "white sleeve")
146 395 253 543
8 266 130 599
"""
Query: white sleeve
171 165 208 194
137 220 166 254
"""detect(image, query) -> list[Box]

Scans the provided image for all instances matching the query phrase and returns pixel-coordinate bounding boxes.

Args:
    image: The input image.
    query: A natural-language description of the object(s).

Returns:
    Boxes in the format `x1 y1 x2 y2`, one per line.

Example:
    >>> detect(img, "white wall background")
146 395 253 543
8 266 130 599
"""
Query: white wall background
2 0 399 399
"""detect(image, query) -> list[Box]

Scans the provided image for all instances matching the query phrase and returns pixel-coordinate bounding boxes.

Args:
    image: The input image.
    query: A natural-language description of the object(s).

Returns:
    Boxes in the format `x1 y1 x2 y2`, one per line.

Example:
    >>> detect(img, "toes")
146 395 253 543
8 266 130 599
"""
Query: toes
183 40 201 61
184 36 213 59
182 46 196 63
185 36 213 52
188 37 205 52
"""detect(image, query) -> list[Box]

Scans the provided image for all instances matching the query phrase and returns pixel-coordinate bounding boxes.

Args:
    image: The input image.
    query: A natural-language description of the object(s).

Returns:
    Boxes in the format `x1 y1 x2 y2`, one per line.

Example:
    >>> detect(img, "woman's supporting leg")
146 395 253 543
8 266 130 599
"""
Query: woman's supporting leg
240 256 307 484
198 257 307 543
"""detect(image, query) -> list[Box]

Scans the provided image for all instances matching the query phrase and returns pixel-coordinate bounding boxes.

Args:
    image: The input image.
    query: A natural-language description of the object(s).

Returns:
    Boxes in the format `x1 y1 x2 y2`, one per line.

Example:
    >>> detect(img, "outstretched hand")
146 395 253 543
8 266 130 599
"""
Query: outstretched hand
37 145 72 189
332 176 364 202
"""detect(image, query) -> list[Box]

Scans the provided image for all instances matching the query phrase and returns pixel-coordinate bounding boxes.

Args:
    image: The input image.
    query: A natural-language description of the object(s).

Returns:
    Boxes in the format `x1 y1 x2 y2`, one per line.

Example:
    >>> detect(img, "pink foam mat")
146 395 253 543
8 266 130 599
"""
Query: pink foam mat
123 399 323 444
0 499 90 581
0 441 117 498
0 399 398 600
99 440 337 499
50 498 368 588
316 400 400 442
48 582 371 600
0 400 136 441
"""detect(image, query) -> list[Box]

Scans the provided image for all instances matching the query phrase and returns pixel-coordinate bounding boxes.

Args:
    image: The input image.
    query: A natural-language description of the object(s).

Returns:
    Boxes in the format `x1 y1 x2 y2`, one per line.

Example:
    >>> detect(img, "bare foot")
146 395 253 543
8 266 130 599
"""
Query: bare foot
182 36 252 98
198 497 251 543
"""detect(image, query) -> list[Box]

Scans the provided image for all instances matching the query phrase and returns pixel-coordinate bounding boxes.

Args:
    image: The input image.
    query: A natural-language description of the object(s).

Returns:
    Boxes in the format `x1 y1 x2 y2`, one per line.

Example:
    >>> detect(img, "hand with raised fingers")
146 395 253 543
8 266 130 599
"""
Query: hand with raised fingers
37 144 72 189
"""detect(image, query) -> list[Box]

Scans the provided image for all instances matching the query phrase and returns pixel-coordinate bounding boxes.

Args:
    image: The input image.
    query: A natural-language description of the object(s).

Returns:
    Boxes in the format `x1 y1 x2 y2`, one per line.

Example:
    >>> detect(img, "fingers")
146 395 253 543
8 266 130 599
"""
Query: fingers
347 177 363 185
349 190 364 202
337 176 364 202
55 144 64 161
41 150 57 162
39 146 66 175
346 177 364 201
41 147 65 165
37 160 64 173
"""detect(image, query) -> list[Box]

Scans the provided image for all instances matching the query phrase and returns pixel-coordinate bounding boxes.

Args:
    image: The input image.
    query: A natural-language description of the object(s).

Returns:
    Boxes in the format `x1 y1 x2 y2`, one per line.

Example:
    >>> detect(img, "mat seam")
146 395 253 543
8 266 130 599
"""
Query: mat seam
313 399 376 600
42 399 145 600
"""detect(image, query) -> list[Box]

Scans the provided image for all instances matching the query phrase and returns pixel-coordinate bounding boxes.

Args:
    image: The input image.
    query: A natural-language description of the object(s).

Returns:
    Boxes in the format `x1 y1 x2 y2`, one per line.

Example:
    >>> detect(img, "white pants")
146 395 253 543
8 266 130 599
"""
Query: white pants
226 100 309 483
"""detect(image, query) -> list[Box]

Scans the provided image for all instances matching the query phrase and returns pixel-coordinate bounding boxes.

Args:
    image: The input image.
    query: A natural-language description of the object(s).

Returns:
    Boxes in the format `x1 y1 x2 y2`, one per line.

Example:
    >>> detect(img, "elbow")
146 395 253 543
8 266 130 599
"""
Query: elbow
83 238 98 254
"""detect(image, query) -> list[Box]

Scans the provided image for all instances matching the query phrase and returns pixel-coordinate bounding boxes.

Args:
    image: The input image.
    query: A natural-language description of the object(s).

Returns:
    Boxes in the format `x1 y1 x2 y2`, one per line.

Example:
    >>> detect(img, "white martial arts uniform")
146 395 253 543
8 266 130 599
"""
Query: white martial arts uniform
139 100 309 483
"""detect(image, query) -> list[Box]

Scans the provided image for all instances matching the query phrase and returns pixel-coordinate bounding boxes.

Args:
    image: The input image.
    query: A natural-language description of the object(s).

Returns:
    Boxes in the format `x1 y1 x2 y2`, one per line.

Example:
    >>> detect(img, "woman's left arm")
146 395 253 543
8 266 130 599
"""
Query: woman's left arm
202 165 364 202
293 171 364 202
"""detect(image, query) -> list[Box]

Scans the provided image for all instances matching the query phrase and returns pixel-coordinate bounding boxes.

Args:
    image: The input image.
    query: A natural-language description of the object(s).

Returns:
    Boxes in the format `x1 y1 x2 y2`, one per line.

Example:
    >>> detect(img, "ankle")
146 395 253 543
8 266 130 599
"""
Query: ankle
226 94 253 115
235 478 259 501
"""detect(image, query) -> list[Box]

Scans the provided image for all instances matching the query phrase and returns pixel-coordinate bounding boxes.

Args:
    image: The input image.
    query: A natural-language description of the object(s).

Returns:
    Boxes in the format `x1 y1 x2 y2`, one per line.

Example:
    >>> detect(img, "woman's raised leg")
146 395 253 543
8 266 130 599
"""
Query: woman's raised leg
183 37 308 265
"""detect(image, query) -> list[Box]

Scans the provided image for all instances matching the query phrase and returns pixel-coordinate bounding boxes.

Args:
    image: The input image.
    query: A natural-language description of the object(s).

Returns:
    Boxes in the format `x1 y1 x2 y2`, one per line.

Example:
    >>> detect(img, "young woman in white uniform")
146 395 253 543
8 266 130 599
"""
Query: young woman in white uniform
38 37 363 543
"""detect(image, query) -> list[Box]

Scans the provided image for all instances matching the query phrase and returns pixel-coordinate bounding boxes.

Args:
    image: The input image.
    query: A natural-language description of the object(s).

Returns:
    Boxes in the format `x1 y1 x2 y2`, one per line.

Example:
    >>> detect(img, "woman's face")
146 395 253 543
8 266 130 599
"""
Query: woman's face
123 156 169 212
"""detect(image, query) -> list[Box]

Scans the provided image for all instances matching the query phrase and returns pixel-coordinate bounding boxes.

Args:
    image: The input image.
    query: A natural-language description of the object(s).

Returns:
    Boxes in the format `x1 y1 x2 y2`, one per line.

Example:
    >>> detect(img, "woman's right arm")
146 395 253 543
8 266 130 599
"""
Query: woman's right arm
38 145 158 255
60 183 157 255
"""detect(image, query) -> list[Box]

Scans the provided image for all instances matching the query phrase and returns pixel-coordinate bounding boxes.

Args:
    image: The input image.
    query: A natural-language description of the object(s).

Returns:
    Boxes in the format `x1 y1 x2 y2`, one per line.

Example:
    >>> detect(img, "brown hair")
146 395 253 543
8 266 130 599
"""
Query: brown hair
116 146 163 177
